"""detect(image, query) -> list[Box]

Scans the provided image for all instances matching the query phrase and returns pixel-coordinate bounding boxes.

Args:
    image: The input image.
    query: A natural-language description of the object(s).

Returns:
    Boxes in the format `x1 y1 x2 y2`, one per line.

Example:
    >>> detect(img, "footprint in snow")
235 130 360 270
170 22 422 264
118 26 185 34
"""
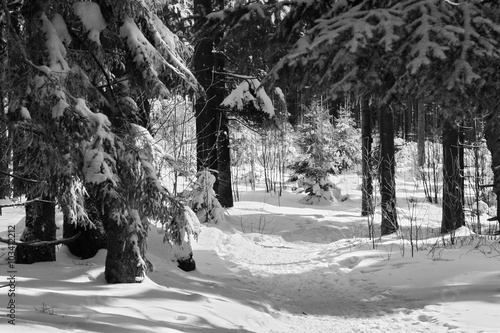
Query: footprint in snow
338 256 361 269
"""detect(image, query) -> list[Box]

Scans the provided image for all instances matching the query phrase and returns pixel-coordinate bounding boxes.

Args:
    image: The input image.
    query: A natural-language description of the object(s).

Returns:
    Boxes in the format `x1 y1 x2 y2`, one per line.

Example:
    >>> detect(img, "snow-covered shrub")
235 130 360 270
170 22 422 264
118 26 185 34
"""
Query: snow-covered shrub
186 170 226 224
292 170 349 204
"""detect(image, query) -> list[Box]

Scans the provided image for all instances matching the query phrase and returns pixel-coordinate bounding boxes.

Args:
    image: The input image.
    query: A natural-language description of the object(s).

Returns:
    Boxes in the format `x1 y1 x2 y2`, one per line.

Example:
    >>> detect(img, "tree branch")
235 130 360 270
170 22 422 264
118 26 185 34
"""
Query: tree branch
0 169 38 183
0 232 81 247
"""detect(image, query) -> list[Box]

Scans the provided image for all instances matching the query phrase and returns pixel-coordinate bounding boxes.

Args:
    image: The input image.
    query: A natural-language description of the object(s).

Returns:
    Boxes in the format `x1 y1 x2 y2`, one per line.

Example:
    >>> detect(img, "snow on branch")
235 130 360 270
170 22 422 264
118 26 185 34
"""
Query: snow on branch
73 2 107 45
120 16 170 96
120 14 199 96
268 2 404 97
222 78 275 117
148 15 198 92
40 13 70 73
400 0 500 91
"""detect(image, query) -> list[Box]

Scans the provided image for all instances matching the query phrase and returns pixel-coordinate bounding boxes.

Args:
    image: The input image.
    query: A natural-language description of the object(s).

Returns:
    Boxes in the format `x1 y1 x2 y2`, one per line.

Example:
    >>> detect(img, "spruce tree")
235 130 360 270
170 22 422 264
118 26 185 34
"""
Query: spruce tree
4 0 201 282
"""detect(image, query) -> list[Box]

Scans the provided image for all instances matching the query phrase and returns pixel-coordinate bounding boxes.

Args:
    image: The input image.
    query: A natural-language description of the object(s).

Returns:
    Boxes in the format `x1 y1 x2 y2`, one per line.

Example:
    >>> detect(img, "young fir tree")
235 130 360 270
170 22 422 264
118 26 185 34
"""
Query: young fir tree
4 0 201 282
290 102 353 204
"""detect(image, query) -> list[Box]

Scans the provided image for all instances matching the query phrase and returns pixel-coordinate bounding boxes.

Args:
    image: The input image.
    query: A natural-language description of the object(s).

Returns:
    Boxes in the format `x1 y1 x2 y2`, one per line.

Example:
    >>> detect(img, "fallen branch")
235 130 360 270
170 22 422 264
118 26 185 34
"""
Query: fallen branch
0 232 81 247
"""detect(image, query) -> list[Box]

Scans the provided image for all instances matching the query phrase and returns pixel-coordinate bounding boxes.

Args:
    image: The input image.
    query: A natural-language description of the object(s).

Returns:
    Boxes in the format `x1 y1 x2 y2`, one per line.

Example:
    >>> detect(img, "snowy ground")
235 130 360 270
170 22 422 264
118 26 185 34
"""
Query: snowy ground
1 172 500 332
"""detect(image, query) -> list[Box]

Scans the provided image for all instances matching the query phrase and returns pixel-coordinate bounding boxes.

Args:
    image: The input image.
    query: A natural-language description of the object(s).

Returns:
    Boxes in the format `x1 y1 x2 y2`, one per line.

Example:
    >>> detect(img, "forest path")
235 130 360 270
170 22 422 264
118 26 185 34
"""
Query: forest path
217 234 457 333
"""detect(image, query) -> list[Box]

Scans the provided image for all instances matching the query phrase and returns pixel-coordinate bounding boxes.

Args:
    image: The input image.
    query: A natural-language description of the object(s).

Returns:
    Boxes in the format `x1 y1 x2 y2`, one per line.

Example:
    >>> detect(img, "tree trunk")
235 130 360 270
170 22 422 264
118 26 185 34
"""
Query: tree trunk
484 110 500 222
0 97 9 209
416 100 426 168
379 102 398 235
361 97 373 216
104 207 149 283
63 194 107 259
217 112 234 208
194 0 219 173
441 117 465 234
194 0 232 204
0 23 10 209
15 197 56 264
404 100 411 141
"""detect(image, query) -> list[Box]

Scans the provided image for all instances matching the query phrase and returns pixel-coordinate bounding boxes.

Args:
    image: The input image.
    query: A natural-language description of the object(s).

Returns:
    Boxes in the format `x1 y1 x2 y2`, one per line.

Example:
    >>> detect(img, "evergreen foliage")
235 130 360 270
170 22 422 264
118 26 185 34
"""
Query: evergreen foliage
290 102 355 204
187 169 225 225
3 0 201 282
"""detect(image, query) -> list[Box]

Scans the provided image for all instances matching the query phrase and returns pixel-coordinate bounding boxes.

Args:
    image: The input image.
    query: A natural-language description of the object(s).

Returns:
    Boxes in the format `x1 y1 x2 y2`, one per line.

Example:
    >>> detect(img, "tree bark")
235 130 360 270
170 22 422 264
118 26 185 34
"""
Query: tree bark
484 110 500 222
104 207 149 283
15 197 56 264
0 98 9 209
217 112 234 208
416 100 426 168
441 117 465 234
194 0 232 204
0 24 10 209
63 194 107 259
361 97 373 216
194 0 219 173
379 102 398 235
404 100 412 141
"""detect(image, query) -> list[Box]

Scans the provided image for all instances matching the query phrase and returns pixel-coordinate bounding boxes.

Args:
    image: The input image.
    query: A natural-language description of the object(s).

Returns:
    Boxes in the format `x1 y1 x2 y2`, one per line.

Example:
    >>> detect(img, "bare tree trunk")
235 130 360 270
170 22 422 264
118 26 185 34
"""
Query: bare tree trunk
63 193 107 259
361 97 373 216
217 112 233 207
404 100 412 141
194 0 223 174
484 110 500 222
0 23 10 210
15 196 56 264
441 117 465 234
379 102 398 235
416 100 426 168
103 204 149 283
0 95 9 208
194 6 217 172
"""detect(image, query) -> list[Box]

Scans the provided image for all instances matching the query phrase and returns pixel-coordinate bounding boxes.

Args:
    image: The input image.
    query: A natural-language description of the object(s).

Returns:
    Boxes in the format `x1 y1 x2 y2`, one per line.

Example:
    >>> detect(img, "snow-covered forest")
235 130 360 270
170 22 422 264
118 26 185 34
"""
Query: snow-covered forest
1 0 500 332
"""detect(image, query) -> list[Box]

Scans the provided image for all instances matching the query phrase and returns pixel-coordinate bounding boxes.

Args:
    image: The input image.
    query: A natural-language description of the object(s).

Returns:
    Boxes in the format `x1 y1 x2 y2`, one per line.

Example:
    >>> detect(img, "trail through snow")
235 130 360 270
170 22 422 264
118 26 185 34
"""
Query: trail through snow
2 175 500 332
194 212 500 333
201 230 436 332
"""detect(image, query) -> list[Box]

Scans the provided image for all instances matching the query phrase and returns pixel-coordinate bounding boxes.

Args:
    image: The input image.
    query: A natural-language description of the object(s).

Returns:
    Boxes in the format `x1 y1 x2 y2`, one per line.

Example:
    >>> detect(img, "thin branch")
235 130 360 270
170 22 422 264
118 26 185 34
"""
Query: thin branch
0 169 39 183
213 71 257 80
0 232 81 247
90 51 126 117
94 77 130 89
